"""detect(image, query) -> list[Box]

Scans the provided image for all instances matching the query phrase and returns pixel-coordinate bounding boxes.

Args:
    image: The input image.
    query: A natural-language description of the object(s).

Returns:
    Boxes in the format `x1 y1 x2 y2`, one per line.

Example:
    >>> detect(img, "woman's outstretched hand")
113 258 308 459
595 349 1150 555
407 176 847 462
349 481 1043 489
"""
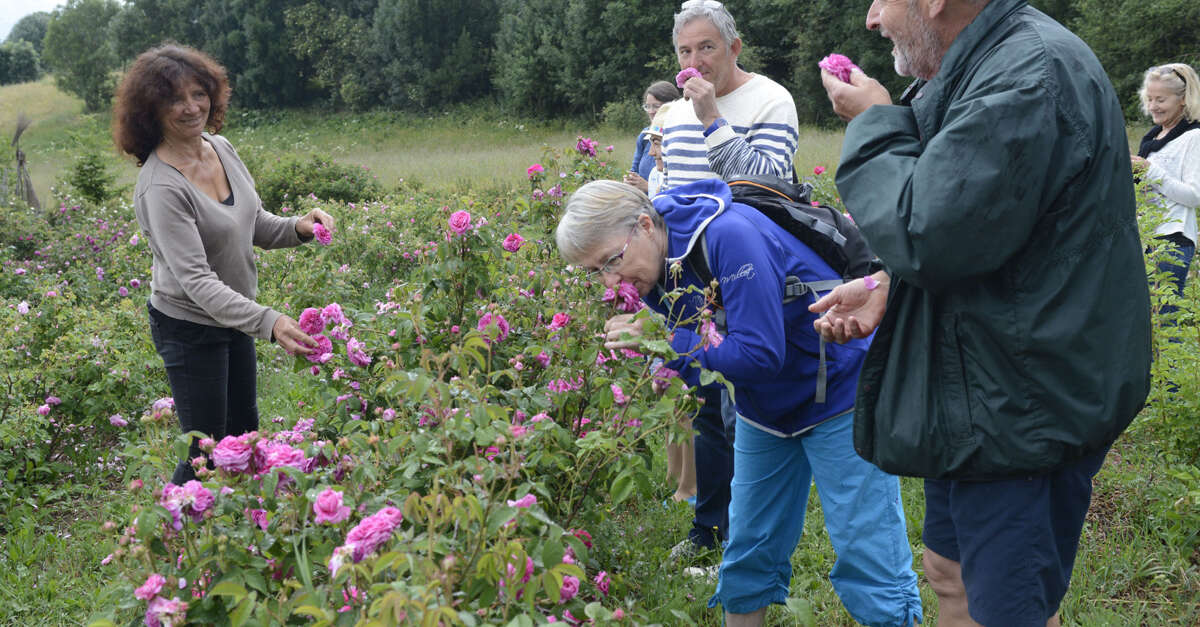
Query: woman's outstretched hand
273 315 317 355
296 208 335 239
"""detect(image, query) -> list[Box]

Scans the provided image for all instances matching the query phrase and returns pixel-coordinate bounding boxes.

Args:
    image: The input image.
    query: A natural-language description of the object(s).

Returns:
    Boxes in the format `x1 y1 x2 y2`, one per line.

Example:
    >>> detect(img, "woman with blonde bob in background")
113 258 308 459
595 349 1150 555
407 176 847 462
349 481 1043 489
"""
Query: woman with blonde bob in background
1132 63 1200 308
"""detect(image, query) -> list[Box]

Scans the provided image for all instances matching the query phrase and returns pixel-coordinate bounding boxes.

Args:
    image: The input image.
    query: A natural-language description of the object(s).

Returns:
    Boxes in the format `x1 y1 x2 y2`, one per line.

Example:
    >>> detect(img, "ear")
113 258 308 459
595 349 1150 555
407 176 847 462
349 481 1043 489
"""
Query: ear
729 37 742 59
926 0 947 19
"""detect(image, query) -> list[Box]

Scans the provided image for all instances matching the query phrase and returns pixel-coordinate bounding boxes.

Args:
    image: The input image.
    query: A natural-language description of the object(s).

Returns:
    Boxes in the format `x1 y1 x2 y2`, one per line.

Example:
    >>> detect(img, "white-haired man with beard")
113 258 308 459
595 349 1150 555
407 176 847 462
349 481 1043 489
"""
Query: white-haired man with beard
816 1 1150 626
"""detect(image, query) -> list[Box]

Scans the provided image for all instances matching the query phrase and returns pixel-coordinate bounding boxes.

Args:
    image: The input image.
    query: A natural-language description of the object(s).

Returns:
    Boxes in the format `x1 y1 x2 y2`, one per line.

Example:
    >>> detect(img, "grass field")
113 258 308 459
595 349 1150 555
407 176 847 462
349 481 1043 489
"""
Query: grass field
0 78 1196 625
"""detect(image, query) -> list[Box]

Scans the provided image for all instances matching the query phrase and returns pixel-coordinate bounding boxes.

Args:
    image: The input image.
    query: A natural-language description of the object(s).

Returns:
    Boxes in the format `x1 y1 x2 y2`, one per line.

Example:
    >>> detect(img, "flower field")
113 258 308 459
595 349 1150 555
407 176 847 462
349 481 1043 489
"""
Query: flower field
0 125 1197 626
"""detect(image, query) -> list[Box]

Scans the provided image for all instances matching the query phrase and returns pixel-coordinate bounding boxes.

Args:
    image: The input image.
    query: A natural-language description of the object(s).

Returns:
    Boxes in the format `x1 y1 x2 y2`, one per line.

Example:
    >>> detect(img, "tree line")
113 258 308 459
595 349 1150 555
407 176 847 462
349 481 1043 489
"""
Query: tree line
4 0 1198 123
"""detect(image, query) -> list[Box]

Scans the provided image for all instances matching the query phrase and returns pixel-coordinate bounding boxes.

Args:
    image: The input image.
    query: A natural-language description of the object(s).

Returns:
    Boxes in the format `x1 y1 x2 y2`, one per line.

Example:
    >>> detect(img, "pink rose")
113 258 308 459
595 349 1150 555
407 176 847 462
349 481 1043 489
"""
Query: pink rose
304 334 334 364
246 508 269 531
313 488 352 525
547 312 570 330
36 404 50 416
346 338 371 367
181 480 214 521
312 222 332 245
448 210 472 234
676 67 702 88
559 574 580 603
507 494 537 508
593 571 610 595
502 233 526 252
134 573 166 600
298 308 325 335
212 435 254 473
344 506 404 562
813 165 827 175
611 383 628 406
699 319 724 350
526 163 545 180
818 53 861 83
320 303 348 326
109 414 128 427
144 595 188 627
477 312 510 344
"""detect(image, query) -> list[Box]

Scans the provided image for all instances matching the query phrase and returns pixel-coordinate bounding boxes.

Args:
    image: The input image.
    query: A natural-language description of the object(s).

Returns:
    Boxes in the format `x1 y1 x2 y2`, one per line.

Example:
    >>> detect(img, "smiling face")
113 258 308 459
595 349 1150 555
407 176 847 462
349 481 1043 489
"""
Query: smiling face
867 0 943 80
1144 80 1186 129
675 17 741 96
582 215 664 297
159 75 211 144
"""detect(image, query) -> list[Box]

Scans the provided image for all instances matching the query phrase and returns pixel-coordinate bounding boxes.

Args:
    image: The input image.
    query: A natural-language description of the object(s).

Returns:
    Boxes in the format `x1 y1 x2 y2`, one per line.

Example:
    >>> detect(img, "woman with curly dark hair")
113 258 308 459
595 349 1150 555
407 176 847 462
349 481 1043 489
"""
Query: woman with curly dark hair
114 43 335 484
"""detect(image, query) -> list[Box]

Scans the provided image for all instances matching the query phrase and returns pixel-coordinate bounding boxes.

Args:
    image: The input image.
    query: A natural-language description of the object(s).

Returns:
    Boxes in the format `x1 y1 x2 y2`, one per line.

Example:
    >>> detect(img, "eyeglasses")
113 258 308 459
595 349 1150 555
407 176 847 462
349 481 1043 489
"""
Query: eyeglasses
642 102 662 112
589 226 638 278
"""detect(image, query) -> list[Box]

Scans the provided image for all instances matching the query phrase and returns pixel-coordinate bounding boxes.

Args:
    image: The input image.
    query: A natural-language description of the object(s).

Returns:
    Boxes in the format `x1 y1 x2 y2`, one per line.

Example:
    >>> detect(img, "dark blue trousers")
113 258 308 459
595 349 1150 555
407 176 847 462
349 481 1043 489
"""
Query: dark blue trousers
148 303 259 485
689 386 734 548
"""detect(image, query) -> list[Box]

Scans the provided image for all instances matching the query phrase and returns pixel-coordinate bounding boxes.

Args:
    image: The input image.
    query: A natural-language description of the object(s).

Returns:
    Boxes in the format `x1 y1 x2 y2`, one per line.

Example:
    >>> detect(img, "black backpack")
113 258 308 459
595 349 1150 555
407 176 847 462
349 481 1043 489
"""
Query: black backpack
682 174 881 402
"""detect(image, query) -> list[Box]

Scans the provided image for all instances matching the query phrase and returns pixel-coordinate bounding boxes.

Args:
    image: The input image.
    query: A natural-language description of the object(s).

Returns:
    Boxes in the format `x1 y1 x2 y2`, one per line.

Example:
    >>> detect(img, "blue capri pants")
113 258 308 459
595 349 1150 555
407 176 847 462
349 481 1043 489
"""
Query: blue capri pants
709 412 923 626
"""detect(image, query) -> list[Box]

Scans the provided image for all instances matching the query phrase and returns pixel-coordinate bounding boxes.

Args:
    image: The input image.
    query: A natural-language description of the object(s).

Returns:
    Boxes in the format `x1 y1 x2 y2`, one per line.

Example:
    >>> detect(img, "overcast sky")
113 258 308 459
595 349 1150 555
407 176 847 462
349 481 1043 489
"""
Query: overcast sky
1 0 64 42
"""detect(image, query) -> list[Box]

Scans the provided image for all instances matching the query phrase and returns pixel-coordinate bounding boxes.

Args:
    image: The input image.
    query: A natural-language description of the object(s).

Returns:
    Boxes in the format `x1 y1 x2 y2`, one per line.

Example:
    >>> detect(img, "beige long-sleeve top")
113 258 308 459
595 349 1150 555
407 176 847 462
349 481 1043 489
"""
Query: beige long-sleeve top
134 133 304 340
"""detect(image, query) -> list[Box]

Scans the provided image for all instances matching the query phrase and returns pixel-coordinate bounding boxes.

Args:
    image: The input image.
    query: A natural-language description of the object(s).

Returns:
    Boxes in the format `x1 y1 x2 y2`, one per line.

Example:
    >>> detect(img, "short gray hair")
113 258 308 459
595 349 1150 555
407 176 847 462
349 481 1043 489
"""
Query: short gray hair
555 180 663 265
672 0 740 50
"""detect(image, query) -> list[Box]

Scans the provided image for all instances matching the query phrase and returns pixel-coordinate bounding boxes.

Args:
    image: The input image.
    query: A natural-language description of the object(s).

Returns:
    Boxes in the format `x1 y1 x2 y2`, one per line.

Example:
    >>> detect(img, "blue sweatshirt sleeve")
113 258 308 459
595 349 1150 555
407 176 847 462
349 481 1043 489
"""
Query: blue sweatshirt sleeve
664 215 789 387
630 129 649 173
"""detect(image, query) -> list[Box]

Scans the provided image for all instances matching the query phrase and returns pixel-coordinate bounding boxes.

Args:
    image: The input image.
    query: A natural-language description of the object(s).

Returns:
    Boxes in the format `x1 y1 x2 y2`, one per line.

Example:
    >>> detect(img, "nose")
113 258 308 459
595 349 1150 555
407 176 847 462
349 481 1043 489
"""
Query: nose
866 0 882 31
601 271 622 289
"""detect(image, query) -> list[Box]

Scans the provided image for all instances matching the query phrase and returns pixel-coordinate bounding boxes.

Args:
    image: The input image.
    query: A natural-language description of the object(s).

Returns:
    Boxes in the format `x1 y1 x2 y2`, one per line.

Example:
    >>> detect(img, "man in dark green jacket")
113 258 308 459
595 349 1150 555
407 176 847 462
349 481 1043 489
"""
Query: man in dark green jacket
814 0 1151 625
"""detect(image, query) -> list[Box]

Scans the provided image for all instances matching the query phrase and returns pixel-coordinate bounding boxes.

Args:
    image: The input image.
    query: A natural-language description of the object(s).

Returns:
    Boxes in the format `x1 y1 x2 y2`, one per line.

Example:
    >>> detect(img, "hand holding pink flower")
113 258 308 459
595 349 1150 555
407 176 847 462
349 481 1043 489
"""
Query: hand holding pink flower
818 53 861 83
312 222 332 245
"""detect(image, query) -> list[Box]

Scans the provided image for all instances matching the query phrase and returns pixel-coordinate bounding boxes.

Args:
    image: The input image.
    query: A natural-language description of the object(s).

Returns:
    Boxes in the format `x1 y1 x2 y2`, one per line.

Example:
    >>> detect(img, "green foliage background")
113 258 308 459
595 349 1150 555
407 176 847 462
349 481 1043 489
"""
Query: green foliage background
9 0 1199 121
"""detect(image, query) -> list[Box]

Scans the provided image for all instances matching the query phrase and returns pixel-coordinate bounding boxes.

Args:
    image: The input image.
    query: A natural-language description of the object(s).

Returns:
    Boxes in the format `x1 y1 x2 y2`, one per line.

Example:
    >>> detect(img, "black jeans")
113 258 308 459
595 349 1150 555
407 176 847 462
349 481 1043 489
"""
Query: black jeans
148 303 259 484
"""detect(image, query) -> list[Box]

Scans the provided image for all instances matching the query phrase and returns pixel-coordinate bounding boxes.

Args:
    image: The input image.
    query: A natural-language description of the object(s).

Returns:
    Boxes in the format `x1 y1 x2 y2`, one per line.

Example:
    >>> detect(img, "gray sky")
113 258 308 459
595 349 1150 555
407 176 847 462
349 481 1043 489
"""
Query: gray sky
1 0 64 42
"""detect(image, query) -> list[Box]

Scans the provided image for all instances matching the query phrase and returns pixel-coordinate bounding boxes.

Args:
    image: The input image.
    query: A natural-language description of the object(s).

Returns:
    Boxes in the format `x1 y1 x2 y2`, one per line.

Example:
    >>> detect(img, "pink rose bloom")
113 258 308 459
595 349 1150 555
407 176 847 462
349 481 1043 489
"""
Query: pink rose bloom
346 338 372 367
510 424 529 439
212 435 254 473
613 609 625 620
526 163 545 179
153 397 175 412
16 301 29 314
313 488 352 524
676 66 702 88
298 307 325 335
45 395 61 406
593 571 610 595
477 312 510 344
530 412 550 423
548 312 570 330
507 494 537 508
118 286 129 297
36 404 50 416
320 303 348 326
535 351 551 367
144 595 188 627
559 574 580 603
109 412 127 426
818 53 861 83
813 165 827 175
699 319 724 350
246 508 269 531
129 234 139 246
345 506 404 562
181 480 214 521
134 573 166 600
448 210 472 234
130 278 141 288
575 136 598 157
312 222 332 245
502 233 526 252
611 383 628 405
304 334 334 364
327 544 353 577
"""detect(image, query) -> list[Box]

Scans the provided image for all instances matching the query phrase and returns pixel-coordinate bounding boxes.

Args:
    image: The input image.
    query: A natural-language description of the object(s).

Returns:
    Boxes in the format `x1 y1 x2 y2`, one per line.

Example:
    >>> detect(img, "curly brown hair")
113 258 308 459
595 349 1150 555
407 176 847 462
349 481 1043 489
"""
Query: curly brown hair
112 43 232 166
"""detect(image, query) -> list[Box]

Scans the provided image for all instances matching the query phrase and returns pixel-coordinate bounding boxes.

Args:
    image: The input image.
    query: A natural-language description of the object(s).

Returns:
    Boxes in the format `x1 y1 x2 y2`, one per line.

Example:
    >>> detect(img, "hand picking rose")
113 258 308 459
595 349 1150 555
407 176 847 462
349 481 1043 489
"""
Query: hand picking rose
675 67 702 89
818 53 861 83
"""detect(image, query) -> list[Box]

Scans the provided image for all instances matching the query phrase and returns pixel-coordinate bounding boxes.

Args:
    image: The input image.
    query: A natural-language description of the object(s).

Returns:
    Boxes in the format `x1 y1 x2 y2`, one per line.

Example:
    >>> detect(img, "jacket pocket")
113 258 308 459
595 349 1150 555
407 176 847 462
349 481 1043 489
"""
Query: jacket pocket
937 314 976 443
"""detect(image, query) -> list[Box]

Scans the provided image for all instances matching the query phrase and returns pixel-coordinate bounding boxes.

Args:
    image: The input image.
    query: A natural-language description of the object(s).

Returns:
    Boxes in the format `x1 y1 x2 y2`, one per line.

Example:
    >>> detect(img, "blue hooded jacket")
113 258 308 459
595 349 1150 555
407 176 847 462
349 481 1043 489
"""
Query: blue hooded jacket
647 179 869 436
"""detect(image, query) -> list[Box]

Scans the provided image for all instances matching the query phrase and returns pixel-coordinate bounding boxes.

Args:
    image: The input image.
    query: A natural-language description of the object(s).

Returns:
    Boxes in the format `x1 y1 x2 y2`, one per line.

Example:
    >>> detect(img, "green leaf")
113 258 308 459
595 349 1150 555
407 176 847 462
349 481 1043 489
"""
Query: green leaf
784 597 816 627
209 580 248 603
670 609 699 625
230 594 255 627
541 537 564 568
610 471 635 505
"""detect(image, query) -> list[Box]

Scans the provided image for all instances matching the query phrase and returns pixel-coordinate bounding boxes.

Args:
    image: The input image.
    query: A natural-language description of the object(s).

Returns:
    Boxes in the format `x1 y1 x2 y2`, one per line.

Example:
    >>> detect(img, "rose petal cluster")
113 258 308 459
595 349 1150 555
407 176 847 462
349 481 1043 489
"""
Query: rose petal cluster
313 488 352 525
602 281 644 313
305 334 334 364
502 233 526 252
675 67 702 88
144 595 188 627
477 312 510 344
699 319 725 350
507 494 537 508
346 337 372 367
159 481 214 529
818 53 861 83
298 307 325 335
312 222 332 245
526 163 545 180
329 506 404 572
448 210 472 235
575 136 599 158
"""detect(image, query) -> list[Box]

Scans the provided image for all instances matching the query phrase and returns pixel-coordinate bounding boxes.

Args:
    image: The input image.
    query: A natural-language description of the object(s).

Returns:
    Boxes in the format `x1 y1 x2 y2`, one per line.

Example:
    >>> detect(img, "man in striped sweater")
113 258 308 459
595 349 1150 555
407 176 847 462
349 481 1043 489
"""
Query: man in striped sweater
662 0 800 190
657 0 802 572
